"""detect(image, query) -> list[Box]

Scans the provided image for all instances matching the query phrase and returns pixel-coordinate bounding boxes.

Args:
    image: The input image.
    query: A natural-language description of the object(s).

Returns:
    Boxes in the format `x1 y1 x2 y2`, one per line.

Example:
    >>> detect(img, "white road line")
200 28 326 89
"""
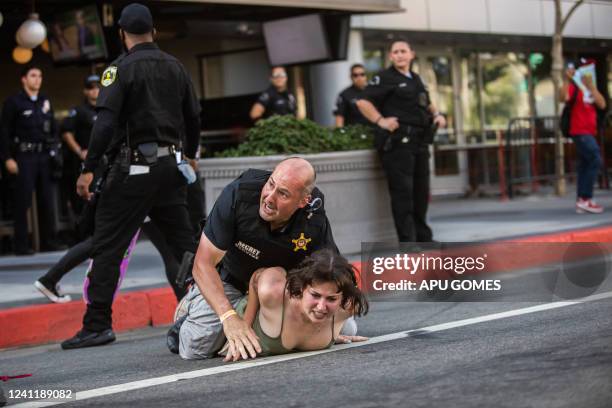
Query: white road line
11 290 612 408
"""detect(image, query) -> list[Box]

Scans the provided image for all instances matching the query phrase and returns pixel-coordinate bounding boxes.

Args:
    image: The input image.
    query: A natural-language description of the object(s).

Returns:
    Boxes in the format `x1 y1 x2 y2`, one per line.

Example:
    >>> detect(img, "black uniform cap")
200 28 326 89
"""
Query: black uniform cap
118 3 153 34
84 74 100 88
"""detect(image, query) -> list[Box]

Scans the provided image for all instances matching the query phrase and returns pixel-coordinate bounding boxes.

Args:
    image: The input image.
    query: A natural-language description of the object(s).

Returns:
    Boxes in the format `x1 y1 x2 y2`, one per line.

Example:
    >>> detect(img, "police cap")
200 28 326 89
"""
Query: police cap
84 74 100 89
118 3 153 34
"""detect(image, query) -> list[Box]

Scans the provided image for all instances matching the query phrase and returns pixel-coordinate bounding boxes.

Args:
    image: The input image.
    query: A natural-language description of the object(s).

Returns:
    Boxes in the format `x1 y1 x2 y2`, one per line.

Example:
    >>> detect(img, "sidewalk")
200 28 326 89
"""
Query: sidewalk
1 188 611 349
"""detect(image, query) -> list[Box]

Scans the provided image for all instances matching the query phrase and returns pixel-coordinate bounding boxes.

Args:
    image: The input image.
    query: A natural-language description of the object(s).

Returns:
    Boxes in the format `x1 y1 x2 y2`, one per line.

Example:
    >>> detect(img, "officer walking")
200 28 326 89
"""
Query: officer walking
61 2 200 349
249 66 297 121
357 40 446 242
0 66 60 255
334 63 370 128
61 74 100 217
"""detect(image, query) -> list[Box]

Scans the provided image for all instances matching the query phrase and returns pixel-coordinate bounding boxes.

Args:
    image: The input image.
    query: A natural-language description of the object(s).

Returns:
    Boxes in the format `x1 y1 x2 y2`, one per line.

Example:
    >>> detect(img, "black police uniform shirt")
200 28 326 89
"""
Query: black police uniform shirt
204 169 338 293
363 66 432 128
256 86 297 119
0 90 56 161
83 42 201 173
333 85 370 126
61 102 97 151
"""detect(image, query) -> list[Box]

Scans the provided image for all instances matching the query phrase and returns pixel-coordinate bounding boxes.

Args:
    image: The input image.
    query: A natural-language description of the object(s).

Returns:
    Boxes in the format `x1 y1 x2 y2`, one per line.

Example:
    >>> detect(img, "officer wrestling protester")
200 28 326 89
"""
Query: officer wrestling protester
357 39 446 243
61 3 200 349
167 158 360 360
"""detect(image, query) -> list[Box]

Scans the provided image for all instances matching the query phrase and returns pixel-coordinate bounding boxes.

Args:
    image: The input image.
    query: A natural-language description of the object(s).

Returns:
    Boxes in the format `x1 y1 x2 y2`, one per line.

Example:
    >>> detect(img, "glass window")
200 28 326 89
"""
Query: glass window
420 55 458 176
480 52 530 130
460 53 482 138
529 52 555 117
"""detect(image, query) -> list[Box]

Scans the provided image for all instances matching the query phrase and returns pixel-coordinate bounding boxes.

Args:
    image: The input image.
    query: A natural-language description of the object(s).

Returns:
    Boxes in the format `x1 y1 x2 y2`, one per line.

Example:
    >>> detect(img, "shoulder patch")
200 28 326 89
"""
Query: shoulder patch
369 75 380 86
101 66 118 87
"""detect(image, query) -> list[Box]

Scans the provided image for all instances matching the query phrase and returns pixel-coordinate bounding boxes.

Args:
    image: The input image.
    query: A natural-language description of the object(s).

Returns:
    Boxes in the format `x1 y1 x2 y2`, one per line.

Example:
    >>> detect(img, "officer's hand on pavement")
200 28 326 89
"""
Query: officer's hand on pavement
5 159 18 175
335 334 369 344
80 149 88 161
222 314 261 362
76 172 94 201
433 114 447 128
378 117 399 132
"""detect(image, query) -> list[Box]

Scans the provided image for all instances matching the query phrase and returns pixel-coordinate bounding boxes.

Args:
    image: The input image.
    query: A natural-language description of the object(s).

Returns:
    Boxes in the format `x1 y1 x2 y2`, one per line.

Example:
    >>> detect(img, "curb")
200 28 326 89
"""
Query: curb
1 225 611 350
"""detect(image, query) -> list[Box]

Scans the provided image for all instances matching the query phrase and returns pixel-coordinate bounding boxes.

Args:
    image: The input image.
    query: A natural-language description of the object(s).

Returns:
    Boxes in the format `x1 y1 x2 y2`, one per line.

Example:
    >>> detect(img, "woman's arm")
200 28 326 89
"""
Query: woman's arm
243 269 263 327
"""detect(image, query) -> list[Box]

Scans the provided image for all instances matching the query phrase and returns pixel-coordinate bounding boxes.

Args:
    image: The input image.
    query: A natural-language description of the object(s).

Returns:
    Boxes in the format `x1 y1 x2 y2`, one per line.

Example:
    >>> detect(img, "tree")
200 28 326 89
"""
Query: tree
552 0 584 195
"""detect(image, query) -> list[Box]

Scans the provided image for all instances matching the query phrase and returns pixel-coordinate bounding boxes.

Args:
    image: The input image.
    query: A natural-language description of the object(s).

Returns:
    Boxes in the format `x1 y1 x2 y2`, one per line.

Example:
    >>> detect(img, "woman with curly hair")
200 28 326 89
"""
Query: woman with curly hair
220 248 369 361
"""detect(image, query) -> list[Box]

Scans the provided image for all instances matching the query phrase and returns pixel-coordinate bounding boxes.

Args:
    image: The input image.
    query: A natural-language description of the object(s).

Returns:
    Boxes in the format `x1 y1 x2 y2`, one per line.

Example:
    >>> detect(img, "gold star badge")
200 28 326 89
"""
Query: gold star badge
291 232 311 252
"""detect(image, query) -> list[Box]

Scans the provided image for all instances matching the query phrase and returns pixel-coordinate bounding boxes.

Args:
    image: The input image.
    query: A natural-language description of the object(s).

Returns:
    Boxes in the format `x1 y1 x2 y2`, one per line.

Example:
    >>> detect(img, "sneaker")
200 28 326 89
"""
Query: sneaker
576 198 604 214
166 315 187 354
34 280 72 303
61 329 115 350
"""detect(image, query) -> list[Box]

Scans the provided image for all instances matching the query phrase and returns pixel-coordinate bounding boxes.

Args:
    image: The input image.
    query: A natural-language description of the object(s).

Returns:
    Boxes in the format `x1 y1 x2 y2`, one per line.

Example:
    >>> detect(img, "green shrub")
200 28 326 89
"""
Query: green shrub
215 115 373 157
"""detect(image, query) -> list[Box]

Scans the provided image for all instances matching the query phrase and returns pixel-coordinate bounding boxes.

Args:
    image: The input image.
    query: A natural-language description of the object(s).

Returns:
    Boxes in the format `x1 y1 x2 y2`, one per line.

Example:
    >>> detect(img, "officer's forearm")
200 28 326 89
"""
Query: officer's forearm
334 115 344 128
83 109 115 173
194 258 234 317
356 100 382 124
62 132 83 157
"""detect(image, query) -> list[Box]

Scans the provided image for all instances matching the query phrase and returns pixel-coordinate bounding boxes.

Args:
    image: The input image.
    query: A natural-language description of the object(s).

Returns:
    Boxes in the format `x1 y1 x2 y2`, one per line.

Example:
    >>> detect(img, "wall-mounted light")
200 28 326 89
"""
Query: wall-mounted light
16 13 47 49
13 46 33 64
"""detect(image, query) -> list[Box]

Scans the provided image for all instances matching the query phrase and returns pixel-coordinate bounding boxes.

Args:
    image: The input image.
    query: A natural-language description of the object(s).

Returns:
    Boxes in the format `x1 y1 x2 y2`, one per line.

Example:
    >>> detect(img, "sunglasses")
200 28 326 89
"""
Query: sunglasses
352 72 366 78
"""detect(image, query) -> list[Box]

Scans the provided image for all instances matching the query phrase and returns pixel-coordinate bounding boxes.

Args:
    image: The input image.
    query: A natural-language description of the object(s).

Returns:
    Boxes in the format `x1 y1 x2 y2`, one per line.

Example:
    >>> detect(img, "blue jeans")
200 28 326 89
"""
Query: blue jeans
573 135 602 199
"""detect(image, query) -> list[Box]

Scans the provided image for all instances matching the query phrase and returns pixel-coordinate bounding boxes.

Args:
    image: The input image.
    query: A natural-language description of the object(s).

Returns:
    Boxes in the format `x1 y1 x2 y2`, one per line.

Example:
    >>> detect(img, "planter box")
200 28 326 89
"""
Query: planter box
198 149 397 255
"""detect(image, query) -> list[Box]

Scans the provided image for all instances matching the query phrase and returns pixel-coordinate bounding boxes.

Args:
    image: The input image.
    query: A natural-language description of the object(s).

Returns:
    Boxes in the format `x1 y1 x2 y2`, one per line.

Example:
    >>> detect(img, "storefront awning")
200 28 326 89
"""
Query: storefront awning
166 0 402 13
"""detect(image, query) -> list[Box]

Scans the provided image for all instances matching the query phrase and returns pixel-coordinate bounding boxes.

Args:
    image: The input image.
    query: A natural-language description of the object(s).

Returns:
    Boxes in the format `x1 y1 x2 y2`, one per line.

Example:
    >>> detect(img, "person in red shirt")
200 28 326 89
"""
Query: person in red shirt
562 60 607 213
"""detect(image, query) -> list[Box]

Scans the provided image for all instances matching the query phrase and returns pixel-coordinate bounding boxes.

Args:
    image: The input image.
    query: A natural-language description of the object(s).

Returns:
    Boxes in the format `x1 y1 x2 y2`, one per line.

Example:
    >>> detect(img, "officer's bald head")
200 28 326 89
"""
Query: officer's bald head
274 157 316 197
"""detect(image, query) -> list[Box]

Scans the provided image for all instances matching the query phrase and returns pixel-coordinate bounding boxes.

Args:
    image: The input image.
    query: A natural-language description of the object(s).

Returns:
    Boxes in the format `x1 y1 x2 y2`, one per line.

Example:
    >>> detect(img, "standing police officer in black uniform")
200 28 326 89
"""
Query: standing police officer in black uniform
357 40 446 242
61 74 100 217
249 66 297 121
61 3 200 349
0 66 60 255
334 63 370 128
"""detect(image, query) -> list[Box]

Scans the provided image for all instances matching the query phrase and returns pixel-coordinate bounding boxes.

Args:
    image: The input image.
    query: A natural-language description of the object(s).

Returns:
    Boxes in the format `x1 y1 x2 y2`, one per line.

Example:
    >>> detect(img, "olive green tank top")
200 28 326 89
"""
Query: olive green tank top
235 296 335 356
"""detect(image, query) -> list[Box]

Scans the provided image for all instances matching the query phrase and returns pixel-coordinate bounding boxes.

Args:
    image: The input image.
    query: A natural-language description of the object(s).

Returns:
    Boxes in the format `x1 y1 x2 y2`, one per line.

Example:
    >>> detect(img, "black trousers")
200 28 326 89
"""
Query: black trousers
12 152 57 252
83 156 196 332
380 145 432 243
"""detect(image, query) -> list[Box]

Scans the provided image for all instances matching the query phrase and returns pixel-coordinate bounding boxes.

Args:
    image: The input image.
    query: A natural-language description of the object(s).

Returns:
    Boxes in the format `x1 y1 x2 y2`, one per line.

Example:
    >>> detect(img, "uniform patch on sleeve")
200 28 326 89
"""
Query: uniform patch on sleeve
101 66 118 87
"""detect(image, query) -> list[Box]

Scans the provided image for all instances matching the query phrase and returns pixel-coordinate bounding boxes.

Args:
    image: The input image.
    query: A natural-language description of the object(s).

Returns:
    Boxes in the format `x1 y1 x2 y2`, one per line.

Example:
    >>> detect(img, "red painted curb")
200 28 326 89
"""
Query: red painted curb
1 225 611 350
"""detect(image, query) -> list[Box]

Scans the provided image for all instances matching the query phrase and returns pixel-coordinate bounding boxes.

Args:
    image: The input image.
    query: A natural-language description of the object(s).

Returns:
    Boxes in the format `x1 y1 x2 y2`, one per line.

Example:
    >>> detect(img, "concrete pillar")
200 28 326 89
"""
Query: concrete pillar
309 30 364 127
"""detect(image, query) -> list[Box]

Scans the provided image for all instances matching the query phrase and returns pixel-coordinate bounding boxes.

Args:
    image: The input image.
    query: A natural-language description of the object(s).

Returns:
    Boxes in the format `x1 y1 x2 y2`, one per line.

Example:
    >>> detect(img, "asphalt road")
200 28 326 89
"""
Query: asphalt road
2 282 611 407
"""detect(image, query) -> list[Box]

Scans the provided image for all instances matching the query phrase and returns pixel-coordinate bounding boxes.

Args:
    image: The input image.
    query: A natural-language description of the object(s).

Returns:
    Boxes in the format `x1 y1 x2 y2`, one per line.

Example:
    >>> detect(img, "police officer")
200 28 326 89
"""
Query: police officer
357 40 446 242
61 3 200 349
0 66 60 255
249 66 297 121
61 74 100 216
334 63 370 128
168 158 338 360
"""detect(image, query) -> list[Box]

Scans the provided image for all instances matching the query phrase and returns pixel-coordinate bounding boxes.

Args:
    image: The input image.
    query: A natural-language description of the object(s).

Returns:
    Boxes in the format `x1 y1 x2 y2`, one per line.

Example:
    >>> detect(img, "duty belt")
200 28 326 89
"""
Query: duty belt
18 142 45 153
131 143 178 164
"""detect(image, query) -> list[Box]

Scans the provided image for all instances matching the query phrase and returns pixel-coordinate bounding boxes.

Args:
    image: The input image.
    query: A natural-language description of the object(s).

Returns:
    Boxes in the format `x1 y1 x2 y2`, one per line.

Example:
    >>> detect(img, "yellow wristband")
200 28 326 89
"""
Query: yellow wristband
220 309 237 323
